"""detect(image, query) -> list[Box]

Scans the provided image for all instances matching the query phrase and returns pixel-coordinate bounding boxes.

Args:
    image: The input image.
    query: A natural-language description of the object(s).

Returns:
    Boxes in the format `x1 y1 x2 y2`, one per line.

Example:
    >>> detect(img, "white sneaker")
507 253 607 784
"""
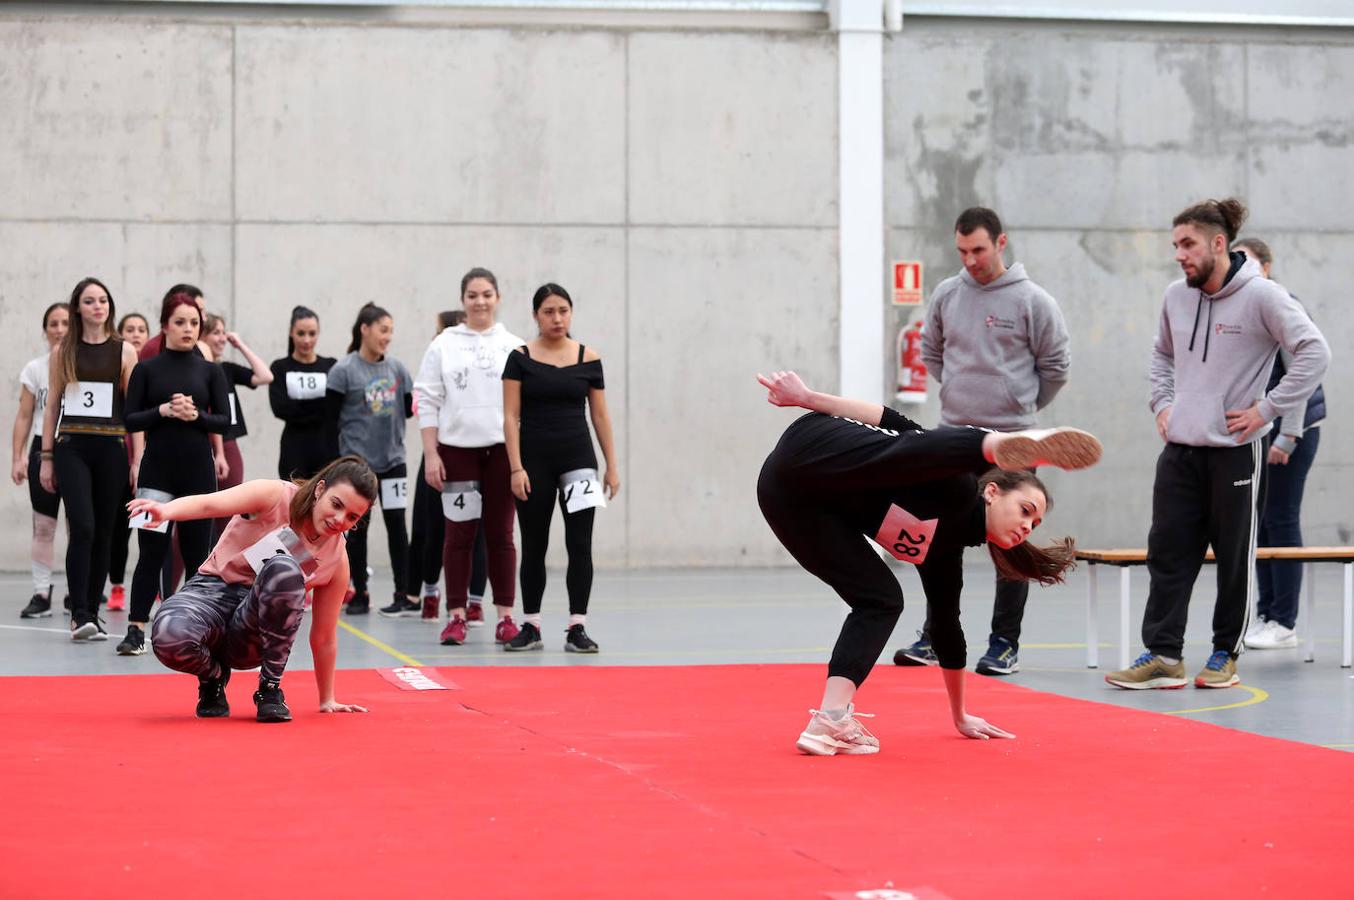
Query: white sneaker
1243 618 1268 643
1245 620 1298 650
796 704 880 756
993 427 1103 471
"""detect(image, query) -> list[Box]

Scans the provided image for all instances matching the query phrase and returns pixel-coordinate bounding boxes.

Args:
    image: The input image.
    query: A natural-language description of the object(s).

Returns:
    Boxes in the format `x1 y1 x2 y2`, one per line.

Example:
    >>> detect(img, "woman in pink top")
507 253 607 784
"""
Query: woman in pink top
127 455 378 722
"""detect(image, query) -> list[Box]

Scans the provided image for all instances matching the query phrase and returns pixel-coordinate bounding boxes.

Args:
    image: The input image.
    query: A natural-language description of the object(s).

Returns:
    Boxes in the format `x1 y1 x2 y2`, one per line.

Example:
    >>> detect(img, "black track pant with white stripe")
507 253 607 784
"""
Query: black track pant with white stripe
1142 440 1266 660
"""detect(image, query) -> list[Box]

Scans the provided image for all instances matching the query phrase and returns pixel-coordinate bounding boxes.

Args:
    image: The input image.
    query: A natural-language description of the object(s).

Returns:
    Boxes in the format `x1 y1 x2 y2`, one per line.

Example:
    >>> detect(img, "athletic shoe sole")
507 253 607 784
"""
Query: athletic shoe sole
893 649 938 667
378 609 422 618
795 731 880 756
70 622 98 641
994 428 1103 471
503 640 544 652
20 610 53 619
1195 675 1241 689
116 642 148 656
256 711 292 723
1244 637 1298 650
1104 675 1188 690
975 660 1019 675
565 643 599 654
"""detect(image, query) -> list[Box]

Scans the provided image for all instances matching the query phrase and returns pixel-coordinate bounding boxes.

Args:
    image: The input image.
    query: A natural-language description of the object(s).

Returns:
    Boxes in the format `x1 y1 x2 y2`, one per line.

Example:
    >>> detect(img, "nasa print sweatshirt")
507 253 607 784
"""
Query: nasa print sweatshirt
1148 253 1330 449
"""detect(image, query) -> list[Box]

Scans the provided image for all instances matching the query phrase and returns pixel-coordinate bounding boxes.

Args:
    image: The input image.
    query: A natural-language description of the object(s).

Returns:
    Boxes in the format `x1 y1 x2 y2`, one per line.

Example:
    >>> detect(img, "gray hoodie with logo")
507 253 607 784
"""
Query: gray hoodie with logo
1149 254 1330 448
922 262 1070 430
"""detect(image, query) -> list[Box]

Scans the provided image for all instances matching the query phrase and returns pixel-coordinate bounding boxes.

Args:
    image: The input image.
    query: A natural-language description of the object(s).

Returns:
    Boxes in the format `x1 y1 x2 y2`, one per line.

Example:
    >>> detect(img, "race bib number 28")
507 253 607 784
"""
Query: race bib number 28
873 504 937 565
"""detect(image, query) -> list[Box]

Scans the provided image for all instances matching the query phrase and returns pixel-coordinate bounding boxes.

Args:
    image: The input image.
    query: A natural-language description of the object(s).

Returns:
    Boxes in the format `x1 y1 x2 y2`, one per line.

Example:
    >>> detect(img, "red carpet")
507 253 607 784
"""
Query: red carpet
2 665 1351 899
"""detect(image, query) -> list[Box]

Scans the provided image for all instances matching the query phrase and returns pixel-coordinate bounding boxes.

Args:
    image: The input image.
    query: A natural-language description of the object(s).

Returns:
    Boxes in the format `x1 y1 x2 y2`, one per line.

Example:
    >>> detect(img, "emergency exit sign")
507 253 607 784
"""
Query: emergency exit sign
892 261 923 305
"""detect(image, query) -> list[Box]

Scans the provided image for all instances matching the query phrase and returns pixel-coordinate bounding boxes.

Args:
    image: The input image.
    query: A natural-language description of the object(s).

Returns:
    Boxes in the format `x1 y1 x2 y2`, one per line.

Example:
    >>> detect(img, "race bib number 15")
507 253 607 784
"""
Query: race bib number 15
873 504 937 565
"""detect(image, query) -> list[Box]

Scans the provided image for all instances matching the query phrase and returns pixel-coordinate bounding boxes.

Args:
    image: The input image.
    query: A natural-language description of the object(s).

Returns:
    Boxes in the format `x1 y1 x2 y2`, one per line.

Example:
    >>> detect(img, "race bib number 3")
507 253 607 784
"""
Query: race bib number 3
380 477 408 510
873 504 938 565
442 481 482 523
285 371 327 400
560 468 606 515
64 381 113 419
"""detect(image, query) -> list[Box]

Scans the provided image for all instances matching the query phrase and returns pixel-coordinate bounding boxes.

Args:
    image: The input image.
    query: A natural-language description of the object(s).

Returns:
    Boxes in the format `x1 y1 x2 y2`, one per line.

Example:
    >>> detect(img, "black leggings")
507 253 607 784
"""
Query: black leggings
109 480 133 585
406 456 487 597
54 434 128 621
130 442 218 622
517 444 597 617
277 426 330 480
348 463 410 595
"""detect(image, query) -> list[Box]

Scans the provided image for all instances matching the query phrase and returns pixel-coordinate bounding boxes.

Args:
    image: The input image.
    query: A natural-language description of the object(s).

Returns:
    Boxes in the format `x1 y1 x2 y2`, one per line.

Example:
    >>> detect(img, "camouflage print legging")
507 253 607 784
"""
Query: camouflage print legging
151 555 307 684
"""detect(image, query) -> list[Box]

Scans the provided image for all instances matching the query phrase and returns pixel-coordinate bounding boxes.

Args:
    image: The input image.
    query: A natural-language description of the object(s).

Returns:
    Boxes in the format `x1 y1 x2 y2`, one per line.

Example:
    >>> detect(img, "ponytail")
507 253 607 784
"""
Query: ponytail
347 302 391 354
978 468 1077 585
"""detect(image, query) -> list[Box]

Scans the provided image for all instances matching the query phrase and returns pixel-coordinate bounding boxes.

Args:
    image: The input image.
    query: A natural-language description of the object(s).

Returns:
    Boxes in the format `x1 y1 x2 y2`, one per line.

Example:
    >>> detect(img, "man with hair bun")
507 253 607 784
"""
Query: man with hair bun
1106 198 1330 691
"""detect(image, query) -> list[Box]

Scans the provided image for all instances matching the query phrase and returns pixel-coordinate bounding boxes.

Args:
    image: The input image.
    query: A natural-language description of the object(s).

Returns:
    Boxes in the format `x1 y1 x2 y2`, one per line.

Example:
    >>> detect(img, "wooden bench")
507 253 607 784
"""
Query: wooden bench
1077 547 1354 669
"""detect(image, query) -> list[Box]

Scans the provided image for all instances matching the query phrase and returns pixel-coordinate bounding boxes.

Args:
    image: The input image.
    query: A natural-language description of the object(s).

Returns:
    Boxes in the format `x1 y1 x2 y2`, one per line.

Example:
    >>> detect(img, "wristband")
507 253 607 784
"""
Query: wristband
38 450 54 461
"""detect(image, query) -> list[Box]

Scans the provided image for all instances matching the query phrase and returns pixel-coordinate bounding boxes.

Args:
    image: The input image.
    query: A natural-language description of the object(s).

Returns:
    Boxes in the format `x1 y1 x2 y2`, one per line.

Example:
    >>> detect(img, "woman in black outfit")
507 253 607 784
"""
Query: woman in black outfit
755 370 1100 757
502 284 620 653
38 277 140 641
118 291 230 656
269 306 337 480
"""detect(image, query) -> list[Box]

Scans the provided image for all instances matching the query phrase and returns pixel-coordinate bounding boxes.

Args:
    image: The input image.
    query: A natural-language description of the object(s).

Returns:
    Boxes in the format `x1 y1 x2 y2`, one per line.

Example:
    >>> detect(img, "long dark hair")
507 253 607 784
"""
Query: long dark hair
42 302 66 331
460 267 498 298
57 277 117 386
531 282 572 314
347 302 392 354
979 468 1077 585
286 305 319 357
290 455 379 527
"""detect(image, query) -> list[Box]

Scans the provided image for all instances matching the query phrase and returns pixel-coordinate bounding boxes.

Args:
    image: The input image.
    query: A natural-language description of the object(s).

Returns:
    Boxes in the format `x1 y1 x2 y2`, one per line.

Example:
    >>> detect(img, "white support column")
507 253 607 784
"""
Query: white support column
832 0 886 401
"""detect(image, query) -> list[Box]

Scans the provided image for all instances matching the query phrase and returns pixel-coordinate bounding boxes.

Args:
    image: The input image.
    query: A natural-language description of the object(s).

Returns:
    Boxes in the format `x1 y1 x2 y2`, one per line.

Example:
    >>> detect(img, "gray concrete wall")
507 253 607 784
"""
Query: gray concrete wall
887 20 1354 550
0 8 1349 578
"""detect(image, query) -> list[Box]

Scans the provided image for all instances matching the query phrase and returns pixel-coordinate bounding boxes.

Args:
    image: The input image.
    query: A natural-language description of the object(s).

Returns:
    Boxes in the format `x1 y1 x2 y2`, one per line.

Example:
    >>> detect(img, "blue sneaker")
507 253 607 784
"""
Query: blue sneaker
976 636 1019 676
893 632 938 667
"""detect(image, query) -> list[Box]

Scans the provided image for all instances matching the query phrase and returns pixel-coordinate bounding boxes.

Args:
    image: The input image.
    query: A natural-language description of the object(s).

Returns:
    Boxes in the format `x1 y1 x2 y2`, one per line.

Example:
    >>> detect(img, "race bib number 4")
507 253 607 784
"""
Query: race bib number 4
63 381 113 419
873 504 938 565
442 481 482 523
380 477 408 510
285 371 327 400
559 468 606 515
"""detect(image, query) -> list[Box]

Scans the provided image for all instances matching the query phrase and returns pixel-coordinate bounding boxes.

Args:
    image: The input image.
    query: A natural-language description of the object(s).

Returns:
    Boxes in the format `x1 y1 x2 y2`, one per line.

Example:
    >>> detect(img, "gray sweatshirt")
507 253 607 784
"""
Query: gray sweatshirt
922 262 1071 430
1149 254 1330 448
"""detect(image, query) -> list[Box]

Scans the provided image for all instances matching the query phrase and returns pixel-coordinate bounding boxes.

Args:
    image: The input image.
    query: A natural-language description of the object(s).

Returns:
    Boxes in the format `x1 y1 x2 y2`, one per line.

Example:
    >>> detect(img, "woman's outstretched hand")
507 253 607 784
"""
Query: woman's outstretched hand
756 370 813 409
319 699 368 714
954 713 1015 741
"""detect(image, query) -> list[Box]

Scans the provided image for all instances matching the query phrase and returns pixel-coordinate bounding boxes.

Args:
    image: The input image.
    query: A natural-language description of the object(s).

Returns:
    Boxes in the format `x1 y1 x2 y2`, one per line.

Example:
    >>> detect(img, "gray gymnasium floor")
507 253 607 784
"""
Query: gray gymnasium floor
3 561 1352 752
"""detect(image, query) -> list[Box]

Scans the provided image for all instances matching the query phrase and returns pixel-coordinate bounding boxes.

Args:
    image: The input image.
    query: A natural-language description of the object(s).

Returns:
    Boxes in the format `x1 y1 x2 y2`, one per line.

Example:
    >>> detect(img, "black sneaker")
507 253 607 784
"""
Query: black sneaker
254 680 292 722
344 591 371 615
196 665 231 718
975 636 1019 676
116 623 147 656
20 592 52 619
503 621 544 652
893 632 938 666
564 623 599 654
378 594 421 618
63 594 71 616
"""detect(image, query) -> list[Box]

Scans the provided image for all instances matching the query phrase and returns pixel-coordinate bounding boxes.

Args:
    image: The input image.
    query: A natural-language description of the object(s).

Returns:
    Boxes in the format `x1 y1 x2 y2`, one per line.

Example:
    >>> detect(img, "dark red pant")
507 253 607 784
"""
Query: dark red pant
438 443 516 607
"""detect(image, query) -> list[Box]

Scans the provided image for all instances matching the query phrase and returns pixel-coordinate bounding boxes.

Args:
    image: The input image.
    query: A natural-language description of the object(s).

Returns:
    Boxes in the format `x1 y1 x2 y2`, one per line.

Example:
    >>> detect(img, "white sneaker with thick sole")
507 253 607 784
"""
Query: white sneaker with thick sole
994 427 1103 471
795 705 880 756
1243 618 1268 644
1245 620 1298 649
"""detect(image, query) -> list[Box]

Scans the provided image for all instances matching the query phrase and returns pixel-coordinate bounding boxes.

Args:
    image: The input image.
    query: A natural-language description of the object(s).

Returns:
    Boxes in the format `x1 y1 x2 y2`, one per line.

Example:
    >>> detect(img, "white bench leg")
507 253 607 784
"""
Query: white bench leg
1087 563 1099 668
1343 562 1352 669
1304 562 1316 663
1120 567 1132 670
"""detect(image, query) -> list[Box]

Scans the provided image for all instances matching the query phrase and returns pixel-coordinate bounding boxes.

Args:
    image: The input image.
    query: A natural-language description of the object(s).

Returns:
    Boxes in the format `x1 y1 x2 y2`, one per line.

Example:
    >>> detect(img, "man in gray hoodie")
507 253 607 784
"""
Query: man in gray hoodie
1106 198 1330 691
893 207 1070 676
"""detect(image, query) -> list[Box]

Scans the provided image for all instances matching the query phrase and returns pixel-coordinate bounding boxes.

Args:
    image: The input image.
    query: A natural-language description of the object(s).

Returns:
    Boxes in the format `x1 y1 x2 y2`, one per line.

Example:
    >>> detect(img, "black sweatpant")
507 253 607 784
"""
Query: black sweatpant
1142 441 1266 660
130 442 218 622
517 442 597 617
347 463 409 595
54 434 128 622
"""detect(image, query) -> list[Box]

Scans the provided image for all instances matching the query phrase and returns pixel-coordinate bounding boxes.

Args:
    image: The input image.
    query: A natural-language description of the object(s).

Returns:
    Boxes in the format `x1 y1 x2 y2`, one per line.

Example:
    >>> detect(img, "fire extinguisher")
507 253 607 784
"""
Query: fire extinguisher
895 319 927 404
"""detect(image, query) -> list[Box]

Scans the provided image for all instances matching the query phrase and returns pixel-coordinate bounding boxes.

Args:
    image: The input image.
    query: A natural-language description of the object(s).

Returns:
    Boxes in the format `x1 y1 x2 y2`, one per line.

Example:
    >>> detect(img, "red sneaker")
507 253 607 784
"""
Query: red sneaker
467 602 485 627
342 585 356 606
107 585 126 611
495 616 520 645
440 616 467 646
421 595 440 622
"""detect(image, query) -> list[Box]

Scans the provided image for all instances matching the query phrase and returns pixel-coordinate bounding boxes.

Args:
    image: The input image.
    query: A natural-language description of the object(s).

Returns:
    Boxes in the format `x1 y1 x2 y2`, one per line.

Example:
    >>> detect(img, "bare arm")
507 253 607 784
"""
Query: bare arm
38 353 66 492
11 388 35 485
587 386 620 499
942 667 1015 740
227 333 274 386
503 377 529 501
756 370 884 426
309 554 366 713
126 478 285 527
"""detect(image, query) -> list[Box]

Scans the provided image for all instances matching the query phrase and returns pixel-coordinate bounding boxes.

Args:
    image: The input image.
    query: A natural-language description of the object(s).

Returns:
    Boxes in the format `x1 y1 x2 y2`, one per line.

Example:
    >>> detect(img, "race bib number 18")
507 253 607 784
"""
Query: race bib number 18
285 371 327 400
873 504 937 565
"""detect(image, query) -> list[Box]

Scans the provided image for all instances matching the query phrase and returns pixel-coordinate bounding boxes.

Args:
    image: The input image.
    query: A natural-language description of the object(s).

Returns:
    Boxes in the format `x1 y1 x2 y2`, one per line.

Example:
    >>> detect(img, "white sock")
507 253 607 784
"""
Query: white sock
525 613 542 627
568 614 586 627
422 583 440 597
468 594 483 607
821 707 850 721
1158 655 1180 666
31 561 51 596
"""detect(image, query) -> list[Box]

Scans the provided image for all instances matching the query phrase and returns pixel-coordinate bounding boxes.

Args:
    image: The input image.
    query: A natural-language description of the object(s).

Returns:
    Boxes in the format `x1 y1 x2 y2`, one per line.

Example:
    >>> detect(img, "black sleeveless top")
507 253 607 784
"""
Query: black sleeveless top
58 339 125 437
501 344 604 446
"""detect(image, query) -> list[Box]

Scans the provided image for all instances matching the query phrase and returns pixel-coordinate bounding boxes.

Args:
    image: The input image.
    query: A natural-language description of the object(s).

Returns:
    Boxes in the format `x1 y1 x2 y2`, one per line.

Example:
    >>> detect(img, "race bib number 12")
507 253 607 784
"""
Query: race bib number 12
560 468 606 515
873 504 937 565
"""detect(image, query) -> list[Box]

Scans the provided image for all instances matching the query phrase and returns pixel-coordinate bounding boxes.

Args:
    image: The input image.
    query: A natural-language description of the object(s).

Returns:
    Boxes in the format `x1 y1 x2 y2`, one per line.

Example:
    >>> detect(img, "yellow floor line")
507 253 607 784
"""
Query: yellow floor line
337 620 424 667
1166 683 1269 715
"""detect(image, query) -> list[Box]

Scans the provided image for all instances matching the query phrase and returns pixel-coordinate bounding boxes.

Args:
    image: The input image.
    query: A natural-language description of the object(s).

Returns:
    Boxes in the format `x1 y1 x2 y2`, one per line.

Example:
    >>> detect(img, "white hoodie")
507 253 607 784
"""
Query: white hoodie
414 323 525 448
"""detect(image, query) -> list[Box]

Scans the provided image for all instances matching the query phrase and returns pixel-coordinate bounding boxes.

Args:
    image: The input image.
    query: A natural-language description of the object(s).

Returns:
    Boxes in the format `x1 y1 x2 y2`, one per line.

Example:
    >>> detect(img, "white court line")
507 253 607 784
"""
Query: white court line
0 623 126 639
